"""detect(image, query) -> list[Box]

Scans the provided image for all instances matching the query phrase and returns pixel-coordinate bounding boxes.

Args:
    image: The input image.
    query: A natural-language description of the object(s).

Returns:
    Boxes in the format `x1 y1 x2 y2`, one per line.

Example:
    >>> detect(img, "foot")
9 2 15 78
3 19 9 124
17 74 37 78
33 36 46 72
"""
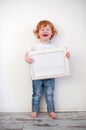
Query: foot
30 112 37 118
49 112 57 119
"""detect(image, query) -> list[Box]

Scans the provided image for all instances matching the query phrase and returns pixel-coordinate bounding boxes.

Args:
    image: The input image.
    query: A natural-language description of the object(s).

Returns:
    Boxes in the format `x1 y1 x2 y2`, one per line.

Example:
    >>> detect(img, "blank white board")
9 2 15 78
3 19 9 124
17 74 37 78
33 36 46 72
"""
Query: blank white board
30 47 70 80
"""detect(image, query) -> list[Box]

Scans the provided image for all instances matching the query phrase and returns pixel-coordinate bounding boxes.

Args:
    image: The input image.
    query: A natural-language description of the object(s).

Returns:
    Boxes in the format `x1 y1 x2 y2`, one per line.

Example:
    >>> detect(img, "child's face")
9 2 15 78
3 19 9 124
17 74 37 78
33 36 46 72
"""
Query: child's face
38 25 53 41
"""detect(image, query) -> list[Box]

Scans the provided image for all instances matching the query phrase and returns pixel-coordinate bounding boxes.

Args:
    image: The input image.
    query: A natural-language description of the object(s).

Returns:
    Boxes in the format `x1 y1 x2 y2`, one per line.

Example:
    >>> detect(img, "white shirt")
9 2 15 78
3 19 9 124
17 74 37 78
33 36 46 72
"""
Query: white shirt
30 42 58 52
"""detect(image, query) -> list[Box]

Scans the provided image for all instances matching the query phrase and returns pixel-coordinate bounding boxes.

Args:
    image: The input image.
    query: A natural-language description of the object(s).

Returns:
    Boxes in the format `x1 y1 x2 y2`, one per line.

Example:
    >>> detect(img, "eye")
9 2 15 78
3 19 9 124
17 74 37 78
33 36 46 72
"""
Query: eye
40 28 44 31
46 28 51 31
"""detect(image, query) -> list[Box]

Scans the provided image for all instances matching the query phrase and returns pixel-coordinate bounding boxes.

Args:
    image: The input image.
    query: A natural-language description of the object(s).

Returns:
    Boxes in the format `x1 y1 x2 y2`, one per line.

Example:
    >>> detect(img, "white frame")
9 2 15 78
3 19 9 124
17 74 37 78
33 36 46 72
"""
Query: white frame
30 47 70 80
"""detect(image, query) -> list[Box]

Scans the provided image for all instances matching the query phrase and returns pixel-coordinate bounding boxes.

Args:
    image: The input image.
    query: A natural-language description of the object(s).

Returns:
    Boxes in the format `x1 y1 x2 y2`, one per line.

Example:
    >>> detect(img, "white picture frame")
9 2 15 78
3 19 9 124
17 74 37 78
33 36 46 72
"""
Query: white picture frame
30 47 70 80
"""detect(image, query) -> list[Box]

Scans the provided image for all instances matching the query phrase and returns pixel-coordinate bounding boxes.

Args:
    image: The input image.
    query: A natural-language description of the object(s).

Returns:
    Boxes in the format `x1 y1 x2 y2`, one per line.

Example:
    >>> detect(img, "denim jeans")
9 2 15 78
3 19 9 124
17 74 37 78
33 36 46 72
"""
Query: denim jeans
32 78 55 112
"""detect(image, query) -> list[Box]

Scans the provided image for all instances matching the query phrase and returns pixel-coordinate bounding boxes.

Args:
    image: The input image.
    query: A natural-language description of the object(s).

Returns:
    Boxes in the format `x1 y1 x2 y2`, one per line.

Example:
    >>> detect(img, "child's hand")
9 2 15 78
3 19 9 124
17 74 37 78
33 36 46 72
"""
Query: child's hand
26 57 33 64
25 52 33 64
65 52 70 59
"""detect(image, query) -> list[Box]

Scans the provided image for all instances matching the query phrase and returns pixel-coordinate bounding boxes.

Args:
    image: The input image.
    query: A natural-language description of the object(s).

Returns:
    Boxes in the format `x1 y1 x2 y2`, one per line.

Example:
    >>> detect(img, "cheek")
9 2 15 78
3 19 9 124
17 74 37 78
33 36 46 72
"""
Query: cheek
51 31 53 35
38 33 41 37
39 31 43 36
49 32 53 37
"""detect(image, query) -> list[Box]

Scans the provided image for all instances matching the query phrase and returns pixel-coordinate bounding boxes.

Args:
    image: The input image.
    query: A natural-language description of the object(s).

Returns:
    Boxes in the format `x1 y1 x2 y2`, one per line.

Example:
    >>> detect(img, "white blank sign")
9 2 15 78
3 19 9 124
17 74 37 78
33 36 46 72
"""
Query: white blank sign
30 47 70 80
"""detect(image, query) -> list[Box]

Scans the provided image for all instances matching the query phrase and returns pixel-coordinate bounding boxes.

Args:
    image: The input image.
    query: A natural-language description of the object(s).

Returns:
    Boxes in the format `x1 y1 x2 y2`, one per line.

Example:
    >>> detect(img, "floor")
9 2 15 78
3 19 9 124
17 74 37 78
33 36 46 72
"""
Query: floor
0 112 86 130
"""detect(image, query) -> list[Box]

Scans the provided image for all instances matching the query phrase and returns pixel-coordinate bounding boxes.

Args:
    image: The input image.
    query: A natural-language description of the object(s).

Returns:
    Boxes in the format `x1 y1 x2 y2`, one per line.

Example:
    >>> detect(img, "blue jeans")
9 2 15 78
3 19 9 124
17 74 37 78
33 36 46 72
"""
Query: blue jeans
32 78 55 112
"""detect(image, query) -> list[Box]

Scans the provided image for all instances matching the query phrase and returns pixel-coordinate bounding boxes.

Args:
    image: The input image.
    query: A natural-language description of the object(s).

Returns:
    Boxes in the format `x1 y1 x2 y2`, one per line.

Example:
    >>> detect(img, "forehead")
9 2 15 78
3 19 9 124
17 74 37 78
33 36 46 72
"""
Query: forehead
40 25 51 28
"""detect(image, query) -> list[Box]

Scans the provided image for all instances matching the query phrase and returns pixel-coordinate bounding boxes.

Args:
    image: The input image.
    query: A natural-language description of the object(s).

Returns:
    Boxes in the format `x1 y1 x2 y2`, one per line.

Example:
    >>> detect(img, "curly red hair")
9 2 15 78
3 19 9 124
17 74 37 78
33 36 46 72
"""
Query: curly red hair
33 20 58 39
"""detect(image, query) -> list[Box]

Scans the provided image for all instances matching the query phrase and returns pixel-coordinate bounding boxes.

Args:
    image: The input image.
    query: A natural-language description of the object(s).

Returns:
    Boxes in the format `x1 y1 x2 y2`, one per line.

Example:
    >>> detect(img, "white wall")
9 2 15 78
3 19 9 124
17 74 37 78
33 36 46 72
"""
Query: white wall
0 0 86 112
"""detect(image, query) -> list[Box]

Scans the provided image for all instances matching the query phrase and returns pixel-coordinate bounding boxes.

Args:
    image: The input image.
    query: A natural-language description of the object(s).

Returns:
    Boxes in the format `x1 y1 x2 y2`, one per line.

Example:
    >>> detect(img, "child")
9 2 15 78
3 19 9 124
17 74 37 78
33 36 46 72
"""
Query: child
25 20 70 119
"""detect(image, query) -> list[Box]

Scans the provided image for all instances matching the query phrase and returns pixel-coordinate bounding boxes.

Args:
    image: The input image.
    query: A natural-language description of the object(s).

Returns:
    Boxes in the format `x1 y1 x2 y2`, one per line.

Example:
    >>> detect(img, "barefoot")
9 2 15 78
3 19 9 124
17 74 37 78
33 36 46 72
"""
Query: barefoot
49 112 57 119
30 112 37 118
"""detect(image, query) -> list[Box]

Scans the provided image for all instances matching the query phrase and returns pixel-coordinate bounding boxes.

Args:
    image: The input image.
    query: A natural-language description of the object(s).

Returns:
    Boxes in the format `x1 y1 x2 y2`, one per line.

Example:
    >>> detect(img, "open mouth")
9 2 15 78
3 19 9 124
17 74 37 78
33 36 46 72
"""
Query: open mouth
43 34 48 37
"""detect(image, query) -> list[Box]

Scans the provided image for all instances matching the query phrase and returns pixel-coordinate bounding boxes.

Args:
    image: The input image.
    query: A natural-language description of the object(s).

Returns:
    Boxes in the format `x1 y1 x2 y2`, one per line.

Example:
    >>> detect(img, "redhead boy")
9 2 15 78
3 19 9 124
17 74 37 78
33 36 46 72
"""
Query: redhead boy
25 20 70 119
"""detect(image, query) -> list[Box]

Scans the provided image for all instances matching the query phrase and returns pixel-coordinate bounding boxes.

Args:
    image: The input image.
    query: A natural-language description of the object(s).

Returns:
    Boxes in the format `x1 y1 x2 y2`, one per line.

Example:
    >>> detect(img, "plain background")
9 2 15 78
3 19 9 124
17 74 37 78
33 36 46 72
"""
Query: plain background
0 0 86 112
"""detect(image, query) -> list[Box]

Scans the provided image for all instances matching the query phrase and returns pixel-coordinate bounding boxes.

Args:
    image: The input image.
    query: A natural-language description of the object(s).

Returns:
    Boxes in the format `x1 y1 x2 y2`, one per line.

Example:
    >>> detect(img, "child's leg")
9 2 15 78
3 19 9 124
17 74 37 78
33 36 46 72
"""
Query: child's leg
30 80 43 118
44 79 57 119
